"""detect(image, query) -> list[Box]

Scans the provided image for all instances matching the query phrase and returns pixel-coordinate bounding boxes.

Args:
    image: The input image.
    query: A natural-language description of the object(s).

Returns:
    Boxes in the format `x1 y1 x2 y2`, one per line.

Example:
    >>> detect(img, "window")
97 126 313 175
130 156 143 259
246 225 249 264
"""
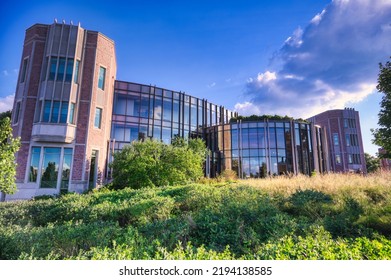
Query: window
348 154 353 164
344 119 348 128
42 100 70 124
74 60 80 83
29 147 41 182
345 134 351 146
333 133 339 146
56 58 66 81
20 58 28 83
51 101 60 122
61 148 73 190
65 59 74 82
13 101 21 124
43 101 51 122
335 154 341 164
49 57 57 80
69 103 76 124
98 66 106 90
40 147 61 188
94 107 102 128
60 102 68 123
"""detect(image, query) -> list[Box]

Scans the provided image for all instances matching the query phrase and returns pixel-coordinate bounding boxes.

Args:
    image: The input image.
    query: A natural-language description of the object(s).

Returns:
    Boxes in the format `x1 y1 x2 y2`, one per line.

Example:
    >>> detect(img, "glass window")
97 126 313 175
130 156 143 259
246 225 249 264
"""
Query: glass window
184 102 190 125
60 102 68 123
348 154 353 164
114 94 126 115
43 101 51 122
127 95 140 117
56 58 66 81
344 119 349 128
13 102 21 124
162 127 171 144
98 66 106 90
345 134 351 146
74 60 80 83
113 124 125 141
140 94 149 118
51 101 60 123
41 147 61 188
333 133 339 146
248 128 258 148
94 108 102 128
191 104 197 127
65 58 74 82
241 128 249 149
335 154 341 164
29 147 41 182
268 127 276 148
69 103 76 124
163 98 172 121
154 97 162 120
49 57 57 80
61 148 73 190
20 58 28 83
276 128 285 148
173 100 179 123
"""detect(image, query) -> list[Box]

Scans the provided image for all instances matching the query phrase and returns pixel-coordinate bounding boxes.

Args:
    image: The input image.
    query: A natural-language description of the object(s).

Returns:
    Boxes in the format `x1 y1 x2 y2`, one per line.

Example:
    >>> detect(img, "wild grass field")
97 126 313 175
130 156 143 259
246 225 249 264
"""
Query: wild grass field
0 171 390 260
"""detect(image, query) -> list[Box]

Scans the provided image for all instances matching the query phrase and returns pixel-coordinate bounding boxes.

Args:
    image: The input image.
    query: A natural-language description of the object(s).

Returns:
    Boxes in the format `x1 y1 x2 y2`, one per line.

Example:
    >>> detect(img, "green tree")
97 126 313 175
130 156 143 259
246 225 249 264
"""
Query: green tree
110 138 207 189
0 110 12 121
364 153 380 173
0 117 20 201
372 58 391 158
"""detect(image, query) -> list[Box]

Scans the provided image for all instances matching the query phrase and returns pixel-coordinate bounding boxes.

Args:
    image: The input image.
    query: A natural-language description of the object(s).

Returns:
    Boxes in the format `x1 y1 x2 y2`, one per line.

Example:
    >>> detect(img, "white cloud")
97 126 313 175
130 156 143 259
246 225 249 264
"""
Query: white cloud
244 0 391 118
234 101 261 116
207 82 216 88
2 70 9 76
0 95 14 113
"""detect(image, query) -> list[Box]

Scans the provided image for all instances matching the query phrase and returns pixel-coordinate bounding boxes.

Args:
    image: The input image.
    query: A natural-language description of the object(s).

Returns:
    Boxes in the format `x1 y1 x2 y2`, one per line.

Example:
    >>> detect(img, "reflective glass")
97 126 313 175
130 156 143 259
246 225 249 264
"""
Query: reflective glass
29 147 41 182
60 102 68 123
41 147 61 188
61 148 73 190
163 98 172 121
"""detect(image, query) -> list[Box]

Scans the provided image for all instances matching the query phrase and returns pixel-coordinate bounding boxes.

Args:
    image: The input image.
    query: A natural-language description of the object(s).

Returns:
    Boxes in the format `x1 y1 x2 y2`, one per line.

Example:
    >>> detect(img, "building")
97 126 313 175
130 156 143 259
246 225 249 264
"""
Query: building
308 108 367 173
7 21 365 200
378 148 391 171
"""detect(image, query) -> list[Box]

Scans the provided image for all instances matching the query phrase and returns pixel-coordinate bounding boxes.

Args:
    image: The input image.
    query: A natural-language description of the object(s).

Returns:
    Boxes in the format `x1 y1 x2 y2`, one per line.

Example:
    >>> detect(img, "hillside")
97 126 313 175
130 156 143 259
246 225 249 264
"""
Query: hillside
1 172 391 260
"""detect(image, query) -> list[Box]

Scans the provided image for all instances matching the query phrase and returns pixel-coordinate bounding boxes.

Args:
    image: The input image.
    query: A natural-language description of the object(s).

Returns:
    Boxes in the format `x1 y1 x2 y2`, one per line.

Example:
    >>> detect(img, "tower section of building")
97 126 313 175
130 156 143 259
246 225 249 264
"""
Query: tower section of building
308 108 366 173
10 22 116 199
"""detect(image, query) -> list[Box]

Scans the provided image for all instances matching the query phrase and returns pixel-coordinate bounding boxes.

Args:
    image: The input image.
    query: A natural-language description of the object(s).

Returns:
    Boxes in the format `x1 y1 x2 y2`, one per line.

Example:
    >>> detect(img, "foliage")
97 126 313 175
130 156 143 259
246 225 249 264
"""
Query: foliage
365 153 380 173
230 114 309 123
372 58 391 158
110 138 207 189
0 110 12 121
0 172 391 260
0 117 21 197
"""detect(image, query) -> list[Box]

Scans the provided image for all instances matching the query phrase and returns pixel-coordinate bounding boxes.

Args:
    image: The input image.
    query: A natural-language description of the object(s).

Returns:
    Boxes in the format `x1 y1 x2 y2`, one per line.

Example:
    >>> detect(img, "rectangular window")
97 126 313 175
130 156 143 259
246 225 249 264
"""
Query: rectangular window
344 119 348 128
43 101 51 122
40 147 61 188
348 154 353 164
61 148 73 190
65 58 74 82
56 58 66 81
13 101 21 124
335 154 341 164
74 60 80 83
20 58 28 83
94 107 102 128
333 133 339 146
345 134 351 146
98 66 106 90
29 147 41 182
69 103 76 124
49 57 57 80
60 102 68 123
51 101 60 123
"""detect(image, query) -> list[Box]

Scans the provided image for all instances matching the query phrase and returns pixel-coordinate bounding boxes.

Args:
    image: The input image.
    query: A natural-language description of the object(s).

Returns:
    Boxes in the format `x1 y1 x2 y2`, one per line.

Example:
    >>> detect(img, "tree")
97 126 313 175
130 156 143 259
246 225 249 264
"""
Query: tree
0 117 20 201
364 153 380 173
110 138 207 189
372 58 391 158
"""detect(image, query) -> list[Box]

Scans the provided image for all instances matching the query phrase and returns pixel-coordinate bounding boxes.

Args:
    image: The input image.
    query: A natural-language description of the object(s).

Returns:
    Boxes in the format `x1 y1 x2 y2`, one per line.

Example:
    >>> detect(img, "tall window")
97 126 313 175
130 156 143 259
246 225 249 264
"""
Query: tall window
29 147 41 182
345 134 351 146
61 148 73 190
69 103 76 124
13 101 21 124
98 66 106 90
335 154 341 164
94 107 102 128
56 58 66 81
74 60 80 83
20 58 28 83
49 57 57 80
65 59 74 82
333 133 339 146
40 147 61 188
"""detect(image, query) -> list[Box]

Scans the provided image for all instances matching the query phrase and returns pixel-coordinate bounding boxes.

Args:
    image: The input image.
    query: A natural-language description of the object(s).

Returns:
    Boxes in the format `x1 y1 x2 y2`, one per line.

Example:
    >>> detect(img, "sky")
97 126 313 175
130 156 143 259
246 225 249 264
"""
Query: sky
0 0 390 156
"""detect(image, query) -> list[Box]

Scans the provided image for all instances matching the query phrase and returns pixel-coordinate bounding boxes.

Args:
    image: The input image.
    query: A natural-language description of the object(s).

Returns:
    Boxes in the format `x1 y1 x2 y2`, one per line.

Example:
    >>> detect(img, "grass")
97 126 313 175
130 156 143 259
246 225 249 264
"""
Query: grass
0 171 390 260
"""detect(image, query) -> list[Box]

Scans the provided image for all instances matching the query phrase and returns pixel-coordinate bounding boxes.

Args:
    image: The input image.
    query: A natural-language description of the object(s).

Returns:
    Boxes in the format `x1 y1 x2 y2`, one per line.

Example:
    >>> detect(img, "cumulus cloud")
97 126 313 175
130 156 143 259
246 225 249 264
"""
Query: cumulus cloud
0 95 14 112
241 0 391 118
234 101 262 116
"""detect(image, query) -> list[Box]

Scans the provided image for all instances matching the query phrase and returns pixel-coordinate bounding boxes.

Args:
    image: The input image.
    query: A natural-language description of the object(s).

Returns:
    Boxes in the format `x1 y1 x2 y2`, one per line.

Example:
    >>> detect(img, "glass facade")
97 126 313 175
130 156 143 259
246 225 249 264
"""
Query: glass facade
111 81 237 152
205 120 327 178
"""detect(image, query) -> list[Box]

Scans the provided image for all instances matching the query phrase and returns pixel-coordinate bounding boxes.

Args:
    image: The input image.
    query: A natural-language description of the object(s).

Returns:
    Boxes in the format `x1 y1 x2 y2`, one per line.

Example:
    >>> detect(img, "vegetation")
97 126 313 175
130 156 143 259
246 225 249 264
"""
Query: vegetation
230 114 309 123
365 153 380 173
0 116 20 201
110 138 207 189
372 58 391 158
0 110 12 121
1 172 391 260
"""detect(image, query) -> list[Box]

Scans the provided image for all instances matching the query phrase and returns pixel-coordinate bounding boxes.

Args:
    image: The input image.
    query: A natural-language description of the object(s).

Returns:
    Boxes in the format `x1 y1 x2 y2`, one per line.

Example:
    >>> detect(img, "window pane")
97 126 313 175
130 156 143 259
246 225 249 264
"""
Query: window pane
20 58 28 83
69 103 76 124
114 94 126 115
43 101 51 122
163 98 172 121
94 108 102 128
140 94 149 118
98 66 106 90
49 57 57 80
29 147 41 182
61 148 73 190
154 96 162 119
41 147 61 188
173 99 179 123
57 58 66 81
60 102 68 123
333 133 339 146
127 95 140 117
65 58 74 82
74 60 80 83
51 101 60 123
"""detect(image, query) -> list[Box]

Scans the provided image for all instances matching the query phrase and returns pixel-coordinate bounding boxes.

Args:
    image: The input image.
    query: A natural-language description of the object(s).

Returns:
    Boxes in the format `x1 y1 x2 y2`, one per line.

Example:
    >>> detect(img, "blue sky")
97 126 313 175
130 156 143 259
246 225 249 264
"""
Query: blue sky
0 0 390 156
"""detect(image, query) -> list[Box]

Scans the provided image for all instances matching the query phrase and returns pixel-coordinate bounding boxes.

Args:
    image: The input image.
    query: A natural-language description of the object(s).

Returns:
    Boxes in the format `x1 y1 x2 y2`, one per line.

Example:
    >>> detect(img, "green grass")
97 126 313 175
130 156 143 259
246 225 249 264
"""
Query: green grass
1 172 391 260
